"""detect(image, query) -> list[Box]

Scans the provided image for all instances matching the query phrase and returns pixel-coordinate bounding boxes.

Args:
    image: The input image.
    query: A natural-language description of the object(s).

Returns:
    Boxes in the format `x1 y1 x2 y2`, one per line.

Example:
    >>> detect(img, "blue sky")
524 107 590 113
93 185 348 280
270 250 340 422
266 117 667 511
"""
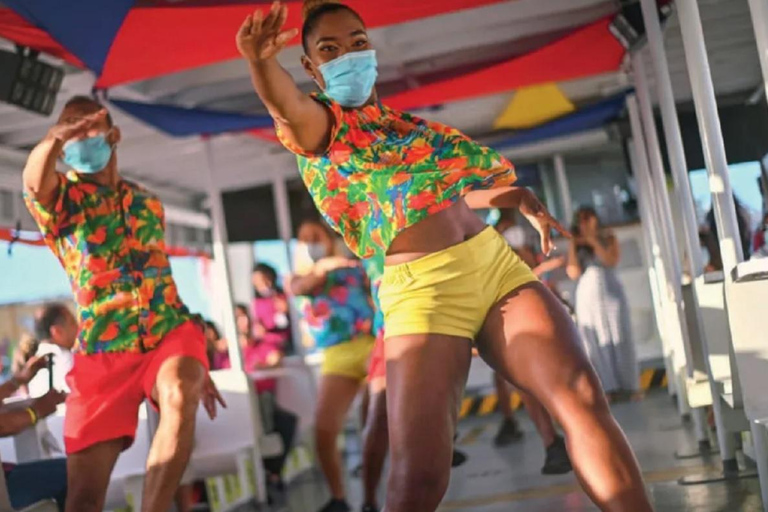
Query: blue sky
0 241 212 318
689 161 764 228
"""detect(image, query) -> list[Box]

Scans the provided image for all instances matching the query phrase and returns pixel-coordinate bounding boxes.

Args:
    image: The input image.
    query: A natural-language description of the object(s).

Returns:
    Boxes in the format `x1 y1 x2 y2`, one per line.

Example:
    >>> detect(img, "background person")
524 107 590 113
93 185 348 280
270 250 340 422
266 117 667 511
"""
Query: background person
567 207 639 402
287 218 375 512
0 355 67 510
29 303 77 396
251 263 292 352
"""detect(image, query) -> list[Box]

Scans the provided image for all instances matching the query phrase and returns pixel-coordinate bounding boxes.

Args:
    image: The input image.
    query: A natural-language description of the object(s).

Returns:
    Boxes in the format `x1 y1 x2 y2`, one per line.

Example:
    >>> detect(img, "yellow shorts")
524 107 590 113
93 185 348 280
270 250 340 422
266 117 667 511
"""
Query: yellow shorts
321 335 375 381
379 227 538 340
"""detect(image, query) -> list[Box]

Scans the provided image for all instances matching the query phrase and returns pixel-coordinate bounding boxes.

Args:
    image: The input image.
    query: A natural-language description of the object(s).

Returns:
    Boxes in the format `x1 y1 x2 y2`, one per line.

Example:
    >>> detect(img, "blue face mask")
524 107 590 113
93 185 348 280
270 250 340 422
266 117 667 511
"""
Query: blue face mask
318 50 378 108
62 134 113 174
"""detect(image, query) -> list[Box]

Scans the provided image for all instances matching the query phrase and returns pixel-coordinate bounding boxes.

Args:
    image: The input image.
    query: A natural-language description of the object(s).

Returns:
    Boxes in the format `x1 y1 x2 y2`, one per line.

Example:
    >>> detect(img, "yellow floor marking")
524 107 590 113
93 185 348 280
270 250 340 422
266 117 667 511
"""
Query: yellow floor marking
439 464 717 509
459 397 473 419
478 394 499 415
640 369 654 390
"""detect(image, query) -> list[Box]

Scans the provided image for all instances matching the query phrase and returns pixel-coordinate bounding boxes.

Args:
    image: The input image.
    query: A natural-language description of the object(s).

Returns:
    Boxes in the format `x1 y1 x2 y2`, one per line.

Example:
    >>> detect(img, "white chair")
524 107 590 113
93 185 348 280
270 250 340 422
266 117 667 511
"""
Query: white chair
187 369 275 510
724 259 768 509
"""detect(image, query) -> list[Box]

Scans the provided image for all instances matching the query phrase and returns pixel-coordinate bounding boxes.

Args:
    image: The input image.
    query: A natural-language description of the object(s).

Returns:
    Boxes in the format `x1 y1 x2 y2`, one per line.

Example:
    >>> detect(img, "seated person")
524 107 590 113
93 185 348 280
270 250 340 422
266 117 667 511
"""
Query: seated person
0 355 67 510
235 305 298 494
29 303 77 396
10 335 39 397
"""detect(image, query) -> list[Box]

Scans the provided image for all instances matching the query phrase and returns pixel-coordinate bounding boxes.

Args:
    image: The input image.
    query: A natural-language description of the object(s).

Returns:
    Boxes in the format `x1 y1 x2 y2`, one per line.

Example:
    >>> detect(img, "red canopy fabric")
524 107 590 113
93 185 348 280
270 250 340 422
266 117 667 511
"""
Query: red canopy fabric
0 9 83 66
385 18 625 111
100 0 509 87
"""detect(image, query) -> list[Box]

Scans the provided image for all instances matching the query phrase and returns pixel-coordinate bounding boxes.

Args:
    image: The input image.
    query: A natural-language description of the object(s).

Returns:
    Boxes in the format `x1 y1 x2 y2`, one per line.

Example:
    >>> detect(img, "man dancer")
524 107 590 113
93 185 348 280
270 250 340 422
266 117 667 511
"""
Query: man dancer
23 96 224 512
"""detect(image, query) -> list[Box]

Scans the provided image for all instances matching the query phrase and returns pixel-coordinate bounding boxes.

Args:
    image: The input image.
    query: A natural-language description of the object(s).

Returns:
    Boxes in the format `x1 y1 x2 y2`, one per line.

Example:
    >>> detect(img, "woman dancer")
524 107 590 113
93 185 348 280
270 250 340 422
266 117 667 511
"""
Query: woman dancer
236 3 651 511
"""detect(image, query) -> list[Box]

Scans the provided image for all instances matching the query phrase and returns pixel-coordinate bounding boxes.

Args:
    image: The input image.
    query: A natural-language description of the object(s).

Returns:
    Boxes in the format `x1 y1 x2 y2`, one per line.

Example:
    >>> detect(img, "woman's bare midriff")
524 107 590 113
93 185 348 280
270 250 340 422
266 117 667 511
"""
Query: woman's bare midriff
385 199 486 266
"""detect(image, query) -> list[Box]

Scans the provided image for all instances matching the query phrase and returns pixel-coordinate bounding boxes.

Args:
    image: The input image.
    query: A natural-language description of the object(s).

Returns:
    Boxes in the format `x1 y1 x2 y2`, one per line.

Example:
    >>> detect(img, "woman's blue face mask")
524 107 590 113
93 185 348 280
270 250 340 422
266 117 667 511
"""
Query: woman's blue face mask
61 132 114 174
318 50 378 107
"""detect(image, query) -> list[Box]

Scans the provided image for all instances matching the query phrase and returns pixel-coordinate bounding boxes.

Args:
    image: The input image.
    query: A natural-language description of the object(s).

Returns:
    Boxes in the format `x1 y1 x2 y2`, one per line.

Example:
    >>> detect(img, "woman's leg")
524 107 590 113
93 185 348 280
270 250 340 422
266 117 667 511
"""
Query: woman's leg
362 385 389 509
476 282 651 512
385 334 472 512
315 374 362 501
517 389 557 448
493 372 523 446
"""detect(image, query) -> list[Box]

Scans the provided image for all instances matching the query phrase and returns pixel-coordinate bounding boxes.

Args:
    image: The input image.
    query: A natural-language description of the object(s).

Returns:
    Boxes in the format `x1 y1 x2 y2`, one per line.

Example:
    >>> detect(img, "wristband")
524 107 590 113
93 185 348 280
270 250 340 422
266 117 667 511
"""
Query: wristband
25 407 38 426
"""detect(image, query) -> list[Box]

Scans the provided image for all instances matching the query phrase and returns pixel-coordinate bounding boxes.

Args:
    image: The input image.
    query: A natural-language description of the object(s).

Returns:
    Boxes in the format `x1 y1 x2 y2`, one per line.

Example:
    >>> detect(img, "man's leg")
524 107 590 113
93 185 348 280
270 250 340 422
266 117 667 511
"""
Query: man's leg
493 372 523 446
144 356 206 512
5 458 68 511
65 439 124 512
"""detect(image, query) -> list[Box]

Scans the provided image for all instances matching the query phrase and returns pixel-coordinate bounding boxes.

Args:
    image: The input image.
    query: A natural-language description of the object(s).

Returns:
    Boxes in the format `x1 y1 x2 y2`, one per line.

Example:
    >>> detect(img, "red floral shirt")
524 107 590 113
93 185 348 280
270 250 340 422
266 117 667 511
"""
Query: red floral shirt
24 172 194 355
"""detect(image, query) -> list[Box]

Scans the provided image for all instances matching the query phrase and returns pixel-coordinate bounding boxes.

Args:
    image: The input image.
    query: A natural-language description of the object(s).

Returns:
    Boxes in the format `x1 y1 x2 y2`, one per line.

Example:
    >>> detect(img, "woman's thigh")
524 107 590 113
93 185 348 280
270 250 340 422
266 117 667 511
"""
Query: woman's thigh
475 282 605 417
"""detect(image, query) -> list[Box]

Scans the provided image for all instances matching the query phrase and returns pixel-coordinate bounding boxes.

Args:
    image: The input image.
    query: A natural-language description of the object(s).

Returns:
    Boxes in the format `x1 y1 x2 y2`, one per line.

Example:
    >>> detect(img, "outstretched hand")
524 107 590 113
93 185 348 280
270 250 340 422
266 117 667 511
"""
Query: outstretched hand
202 374 227 420
237 1 298 62
518 190 570 256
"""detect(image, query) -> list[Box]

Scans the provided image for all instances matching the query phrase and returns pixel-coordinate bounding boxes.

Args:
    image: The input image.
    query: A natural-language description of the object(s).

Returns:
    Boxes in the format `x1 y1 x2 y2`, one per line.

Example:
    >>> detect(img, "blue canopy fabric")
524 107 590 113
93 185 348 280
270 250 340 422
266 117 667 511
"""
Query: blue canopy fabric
491 91 631 151
3 0 133 76
111 99 274 137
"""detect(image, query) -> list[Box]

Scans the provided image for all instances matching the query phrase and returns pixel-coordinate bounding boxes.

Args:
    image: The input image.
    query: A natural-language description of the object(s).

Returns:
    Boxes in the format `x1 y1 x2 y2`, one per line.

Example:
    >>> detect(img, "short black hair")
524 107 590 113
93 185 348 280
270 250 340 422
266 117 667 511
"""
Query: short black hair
35 303 72 341
302 3 364 53
253 262 278 282
64 95 113 127
235 303 249 316
205 321 221 339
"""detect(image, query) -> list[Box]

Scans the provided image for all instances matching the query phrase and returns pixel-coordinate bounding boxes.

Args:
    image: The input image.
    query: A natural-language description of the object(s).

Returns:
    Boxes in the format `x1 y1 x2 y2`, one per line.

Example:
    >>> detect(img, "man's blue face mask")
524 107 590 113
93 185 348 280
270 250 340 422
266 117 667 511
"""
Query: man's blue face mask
61 132 114 174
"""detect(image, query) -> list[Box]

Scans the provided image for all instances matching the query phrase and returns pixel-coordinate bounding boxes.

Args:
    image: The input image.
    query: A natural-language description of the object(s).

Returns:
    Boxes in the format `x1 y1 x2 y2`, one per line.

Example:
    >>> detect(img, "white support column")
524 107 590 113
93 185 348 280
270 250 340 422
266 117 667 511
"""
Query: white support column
272 177 305 356
204 139 243 370
632 53 697 375
748 0 768 102
627 139 669 383
553 154 573 223
677 0 745 273
627 95 690 417
639 0 704 277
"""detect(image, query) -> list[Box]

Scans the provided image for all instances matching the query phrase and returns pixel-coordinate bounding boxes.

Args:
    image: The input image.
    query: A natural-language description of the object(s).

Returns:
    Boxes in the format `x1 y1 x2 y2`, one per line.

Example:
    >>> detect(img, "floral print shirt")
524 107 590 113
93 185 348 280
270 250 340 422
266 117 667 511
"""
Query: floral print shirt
24 172 194 355
277 94 517 259
295 265 373 349
362 253 385 340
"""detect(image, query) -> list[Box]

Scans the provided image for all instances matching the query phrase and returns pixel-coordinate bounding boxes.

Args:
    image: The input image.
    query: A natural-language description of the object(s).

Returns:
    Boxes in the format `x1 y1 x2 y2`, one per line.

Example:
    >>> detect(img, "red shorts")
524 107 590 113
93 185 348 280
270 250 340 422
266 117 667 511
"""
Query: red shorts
367 332 386 383
64 321 209 455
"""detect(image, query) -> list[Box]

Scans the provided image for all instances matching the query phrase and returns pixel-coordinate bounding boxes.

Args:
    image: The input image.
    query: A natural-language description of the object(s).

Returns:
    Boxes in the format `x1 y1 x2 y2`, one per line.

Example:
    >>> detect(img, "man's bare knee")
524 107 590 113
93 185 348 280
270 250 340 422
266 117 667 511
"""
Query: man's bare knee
388 462 450 511
157 359 205 418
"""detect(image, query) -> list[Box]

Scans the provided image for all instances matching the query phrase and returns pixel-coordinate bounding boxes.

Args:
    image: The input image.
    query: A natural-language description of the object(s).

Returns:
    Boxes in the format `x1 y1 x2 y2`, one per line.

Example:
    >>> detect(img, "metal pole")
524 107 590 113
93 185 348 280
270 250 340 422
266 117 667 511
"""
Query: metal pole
677 0 745 273
627 95 690 416
204 138 243 370
553 154 573 223
639 0 704 277
627 139 668 370
271 177 305 357
632 53 697 376
749 0 768 102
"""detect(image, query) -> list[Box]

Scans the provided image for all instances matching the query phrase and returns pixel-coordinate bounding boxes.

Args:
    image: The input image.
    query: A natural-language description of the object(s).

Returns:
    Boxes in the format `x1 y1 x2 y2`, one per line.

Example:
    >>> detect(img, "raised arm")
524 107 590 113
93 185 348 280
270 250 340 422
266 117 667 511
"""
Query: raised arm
23 111 106 210
236 2 333 154
466 187 570 256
